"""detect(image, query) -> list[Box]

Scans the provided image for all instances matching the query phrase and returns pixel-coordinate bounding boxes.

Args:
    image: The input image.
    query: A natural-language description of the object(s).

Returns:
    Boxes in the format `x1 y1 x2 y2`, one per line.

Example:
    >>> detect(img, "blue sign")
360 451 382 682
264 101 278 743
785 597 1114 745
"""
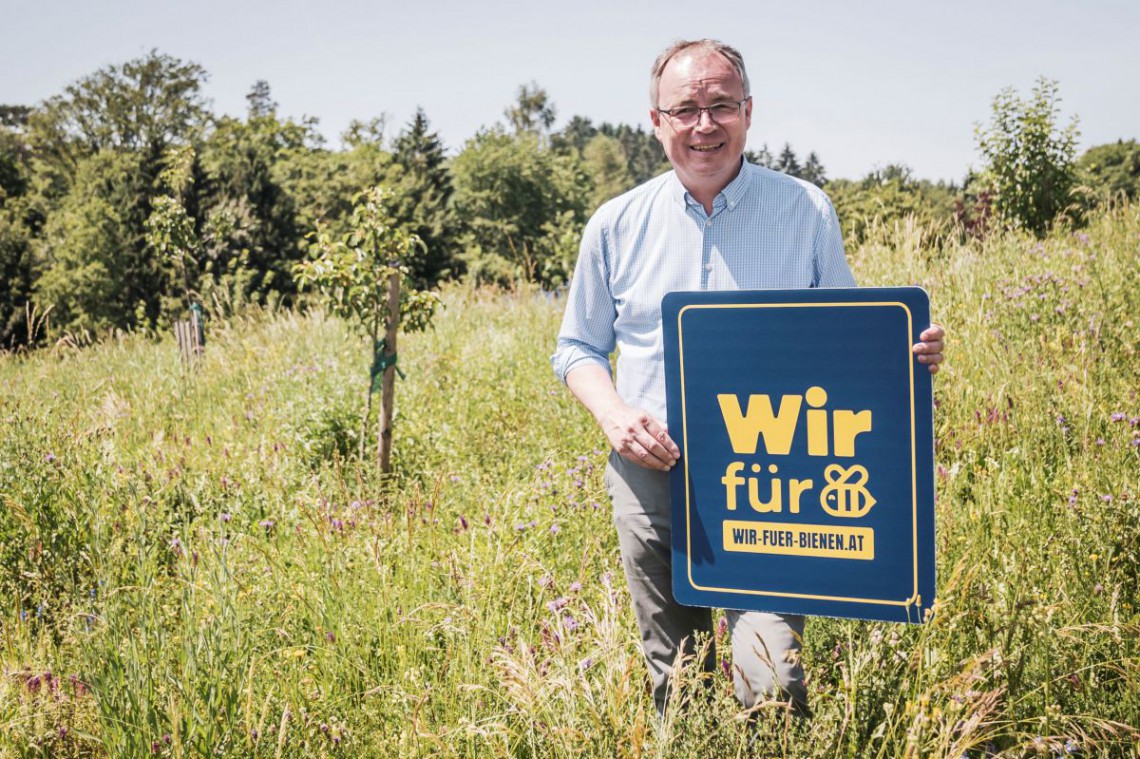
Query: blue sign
662 288 936 623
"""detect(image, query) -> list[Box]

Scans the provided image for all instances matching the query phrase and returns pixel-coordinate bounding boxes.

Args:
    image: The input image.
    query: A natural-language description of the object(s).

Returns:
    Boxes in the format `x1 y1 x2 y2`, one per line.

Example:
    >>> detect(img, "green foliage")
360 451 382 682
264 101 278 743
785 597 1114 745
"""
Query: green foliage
35 149 154 334
975 77 1080 236
3 204 1140 754
828 164 959 245
451 128 589 287
389 108 460 286
26 50 209 197
294 186 438 334
1078 139 1140 202
505 82 556 136
582 133 634 210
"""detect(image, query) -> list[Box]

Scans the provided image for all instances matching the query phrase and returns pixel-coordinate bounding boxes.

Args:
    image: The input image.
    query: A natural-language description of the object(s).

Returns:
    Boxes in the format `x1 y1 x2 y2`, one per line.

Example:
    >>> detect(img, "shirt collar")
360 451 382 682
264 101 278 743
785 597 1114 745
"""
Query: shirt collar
668 157 752 212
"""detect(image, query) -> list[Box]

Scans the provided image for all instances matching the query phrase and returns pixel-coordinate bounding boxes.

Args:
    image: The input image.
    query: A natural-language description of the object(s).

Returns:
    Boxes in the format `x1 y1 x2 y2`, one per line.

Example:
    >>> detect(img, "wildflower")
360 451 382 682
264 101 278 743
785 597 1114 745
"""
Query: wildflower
546 597 569 613
459 515 468 530
220 512 232 523
721 658 732 679
1111 412 1126 422
539 574 554 589
151 741 160 755
1096 438 1105 446
579 657 593 671
326 631 336 643
44 452 57 463
564 615 580 632
568 581 582 593
450 475 461 483
1101 495 1112 503
259 519 275 531
58 726 68 739
169 537 182 554
549 524 561 535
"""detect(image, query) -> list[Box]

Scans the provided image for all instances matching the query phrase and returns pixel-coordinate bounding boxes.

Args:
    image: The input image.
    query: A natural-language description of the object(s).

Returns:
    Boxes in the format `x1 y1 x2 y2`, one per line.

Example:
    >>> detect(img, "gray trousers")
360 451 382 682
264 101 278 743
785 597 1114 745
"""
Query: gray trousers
604 453 807 715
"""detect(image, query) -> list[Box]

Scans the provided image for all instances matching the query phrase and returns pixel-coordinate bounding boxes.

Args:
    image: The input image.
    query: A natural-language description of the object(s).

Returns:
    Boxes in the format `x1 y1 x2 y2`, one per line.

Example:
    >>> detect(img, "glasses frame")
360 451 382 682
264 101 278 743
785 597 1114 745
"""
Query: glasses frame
656 98 750 127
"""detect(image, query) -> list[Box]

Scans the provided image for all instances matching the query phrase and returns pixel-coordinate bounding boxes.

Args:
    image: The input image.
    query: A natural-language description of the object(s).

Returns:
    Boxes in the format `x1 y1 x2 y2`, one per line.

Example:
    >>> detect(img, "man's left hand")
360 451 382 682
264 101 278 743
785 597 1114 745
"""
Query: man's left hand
912 324 945 374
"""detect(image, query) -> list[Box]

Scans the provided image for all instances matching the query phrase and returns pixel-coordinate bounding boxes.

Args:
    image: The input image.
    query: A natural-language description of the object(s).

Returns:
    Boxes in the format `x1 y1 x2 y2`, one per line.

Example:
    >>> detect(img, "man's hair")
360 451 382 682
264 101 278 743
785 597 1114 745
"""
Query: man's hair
649 39 751 108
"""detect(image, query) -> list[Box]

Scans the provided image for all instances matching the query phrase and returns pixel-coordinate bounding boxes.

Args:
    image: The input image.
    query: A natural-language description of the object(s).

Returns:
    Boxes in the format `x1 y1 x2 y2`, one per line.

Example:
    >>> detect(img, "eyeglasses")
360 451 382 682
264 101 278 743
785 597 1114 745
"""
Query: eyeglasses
656 98 749 127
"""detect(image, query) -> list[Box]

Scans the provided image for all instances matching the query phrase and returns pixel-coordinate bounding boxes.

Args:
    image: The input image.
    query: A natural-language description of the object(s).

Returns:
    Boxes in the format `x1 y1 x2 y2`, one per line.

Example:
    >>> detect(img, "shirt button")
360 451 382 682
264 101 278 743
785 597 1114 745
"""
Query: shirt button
704 263 714 271
705 220 713 228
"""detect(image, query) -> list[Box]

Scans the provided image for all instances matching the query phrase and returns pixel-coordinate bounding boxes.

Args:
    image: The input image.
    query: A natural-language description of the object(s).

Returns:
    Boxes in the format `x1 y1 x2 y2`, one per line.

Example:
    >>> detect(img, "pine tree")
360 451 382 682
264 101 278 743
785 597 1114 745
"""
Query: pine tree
801 151 827 187
777 143 801 177
391 108 458 285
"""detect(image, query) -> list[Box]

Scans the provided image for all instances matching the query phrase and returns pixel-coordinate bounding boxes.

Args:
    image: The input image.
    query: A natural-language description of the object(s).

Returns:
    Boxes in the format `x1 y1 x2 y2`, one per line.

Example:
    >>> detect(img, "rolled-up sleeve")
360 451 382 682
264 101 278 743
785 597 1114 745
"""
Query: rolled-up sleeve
551 217 618 383
812 198 857 288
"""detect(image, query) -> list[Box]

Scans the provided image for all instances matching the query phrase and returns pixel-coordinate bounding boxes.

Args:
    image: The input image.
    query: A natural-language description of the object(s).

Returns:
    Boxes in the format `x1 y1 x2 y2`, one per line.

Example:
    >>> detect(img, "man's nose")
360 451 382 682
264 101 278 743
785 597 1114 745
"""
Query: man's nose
695 109 718 130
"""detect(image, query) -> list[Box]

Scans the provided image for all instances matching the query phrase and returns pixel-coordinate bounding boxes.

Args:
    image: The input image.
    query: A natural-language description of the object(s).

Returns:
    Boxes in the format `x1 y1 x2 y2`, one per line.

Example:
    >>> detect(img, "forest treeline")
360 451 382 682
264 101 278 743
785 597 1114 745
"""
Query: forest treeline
1 51 1138 349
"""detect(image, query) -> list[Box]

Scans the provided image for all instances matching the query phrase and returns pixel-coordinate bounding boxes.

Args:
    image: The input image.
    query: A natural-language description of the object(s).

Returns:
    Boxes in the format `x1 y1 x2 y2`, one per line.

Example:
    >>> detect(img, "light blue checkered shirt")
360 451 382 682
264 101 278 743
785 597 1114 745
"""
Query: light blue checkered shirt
551 160 856 424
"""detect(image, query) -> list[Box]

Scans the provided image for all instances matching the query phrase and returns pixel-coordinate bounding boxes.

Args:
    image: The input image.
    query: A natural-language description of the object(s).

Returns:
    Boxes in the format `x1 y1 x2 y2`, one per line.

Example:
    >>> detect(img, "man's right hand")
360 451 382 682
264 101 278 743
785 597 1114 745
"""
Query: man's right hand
598 404 680 471
564 364 680 471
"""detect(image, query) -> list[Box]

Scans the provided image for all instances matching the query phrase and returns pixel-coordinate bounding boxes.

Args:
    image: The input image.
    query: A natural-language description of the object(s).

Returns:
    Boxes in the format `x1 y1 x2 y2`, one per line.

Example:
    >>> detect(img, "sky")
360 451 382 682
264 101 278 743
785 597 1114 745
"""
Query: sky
3 0 1137 183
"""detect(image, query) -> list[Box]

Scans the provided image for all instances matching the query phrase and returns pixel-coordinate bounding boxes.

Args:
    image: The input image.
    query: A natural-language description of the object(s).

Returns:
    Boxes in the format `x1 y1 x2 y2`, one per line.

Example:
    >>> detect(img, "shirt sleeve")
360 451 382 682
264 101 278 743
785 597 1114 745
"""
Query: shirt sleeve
551 215 619 383
813 197 857 287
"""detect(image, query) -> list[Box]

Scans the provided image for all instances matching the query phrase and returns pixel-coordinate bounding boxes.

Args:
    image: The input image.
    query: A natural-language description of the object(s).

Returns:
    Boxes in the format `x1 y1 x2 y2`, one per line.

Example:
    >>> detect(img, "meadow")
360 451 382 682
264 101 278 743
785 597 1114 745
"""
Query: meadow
1 204 1138 757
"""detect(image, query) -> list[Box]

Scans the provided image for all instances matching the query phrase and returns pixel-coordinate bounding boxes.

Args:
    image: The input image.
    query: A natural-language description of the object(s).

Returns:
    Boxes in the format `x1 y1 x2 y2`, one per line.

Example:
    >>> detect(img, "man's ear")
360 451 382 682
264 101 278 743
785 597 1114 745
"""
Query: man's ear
650 109 663 142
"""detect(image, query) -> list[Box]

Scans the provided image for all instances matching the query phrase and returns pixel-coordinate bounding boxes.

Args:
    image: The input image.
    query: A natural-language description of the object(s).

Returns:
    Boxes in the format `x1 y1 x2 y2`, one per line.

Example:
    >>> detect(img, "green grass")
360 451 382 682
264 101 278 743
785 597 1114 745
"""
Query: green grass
1 206 1138 757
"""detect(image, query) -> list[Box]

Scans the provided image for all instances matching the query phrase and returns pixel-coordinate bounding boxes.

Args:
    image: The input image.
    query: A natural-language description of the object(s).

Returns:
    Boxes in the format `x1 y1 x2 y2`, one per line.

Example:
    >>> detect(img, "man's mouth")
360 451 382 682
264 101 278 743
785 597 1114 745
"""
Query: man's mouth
690 143 724 152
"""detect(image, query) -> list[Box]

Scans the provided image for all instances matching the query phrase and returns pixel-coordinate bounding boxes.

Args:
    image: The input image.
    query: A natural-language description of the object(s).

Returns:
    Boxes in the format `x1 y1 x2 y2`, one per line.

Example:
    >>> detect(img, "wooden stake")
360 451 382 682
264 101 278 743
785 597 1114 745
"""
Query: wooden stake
377 268 400 474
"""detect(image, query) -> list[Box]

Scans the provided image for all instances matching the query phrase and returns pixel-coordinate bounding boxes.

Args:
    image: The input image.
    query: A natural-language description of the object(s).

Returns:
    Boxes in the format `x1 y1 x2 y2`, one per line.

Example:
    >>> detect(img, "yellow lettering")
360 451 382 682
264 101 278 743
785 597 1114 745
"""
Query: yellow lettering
833 410 873 457
717 393 802 455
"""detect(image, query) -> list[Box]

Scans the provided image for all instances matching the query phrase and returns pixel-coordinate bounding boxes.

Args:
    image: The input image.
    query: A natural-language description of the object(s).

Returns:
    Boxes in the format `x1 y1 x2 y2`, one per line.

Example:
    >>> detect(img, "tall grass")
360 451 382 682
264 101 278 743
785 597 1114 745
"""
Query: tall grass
1 206 1138 757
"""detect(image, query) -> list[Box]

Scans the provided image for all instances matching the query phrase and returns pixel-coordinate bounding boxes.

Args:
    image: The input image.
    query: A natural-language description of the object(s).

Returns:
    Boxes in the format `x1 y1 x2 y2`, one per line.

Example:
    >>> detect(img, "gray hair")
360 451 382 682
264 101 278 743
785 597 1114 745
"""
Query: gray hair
649 39 751 108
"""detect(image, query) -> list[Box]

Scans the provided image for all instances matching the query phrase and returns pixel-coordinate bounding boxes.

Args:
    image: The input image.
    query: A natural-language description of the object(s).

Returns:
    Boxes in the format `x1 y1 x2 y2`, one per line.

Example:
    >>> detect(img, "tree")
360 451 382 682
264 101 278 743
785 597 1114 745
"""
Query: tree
776 143 801 177
28 50 209 193
389 108 459 285
293 187 440 474
505 82 556 136
582 134 633 210
975 77 1079 236
35 150 152 333
451 128 589 287
1077 139 1140 202
745 144 776 169
245 80 277 119
801 152 827 187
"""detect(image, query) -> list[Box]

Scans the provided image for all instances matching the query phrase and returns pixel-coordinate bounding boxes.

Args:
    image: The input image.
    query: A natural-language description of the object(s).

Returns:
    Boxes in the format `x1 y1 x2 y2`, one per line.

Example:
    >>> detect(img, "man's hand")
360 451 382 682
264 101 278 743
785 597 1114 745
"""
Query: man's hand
912 324 946 374
598 404 680 471
565 364 680 471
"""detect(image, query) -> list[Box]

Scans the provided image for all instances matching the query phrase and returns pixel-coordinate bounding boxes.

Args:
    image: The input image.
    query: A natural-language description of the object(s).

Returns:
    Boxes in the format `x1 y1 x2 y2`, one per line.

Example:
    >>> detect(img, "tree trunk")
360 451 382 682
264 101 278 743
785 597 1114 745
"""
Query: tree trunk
377 269 400 474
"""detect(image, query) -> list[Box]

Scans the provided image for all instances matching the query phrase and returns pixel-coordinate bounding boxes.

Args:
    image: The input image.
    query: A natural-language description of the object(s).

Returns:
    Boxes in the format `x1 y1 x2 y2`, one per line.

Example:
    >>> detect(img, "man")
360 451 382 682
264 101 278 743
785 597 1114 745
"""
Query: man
551 39 944 715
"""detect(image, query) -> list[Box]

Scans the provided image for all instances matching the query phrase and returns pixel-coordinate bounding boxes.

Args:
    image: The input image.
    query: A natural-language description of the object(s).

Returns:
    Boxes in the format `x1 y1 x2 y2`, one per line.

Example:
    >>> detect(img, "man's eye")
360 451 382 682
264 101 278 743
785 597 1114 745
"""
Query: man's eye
710 104 738 116
671 107 698 118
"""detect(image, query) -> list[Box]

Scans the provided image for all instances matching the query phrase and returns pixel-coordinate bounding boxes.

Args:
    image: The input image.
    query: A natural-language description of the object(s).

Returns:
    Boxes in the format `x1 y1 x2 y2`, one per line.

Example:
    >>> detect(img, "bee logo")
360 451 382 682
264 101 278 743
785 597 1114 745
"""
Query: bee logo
820 465 876 518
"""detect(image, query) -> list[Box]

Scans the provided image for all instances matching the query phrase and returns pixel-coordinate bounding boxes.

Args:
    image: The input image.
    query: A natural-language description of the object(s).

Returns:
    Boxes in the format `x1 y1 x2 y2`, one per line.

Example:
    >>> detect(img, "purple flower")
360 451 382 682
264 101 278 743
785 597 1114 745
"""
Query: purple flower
259 519 275 531
579 657 593 671
539 574 554 589
326 631 336 643
549 524 561 535
1111 412 1126 422
1096 438 1105 446
220 512 232 523
564 615 580 632
44 453 57 463
459 515 468 530
568 581 582 593
546 597 569 613
1101 495 1113 503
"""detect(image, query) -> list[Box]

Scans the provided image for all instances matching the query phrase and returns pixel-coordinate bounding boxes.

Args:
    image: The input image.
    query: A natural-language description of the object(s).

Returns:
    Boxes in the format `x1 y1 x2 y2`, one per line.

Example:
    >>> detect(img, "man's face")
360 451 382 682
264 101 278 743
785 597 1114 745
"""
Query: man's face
651 49 752 194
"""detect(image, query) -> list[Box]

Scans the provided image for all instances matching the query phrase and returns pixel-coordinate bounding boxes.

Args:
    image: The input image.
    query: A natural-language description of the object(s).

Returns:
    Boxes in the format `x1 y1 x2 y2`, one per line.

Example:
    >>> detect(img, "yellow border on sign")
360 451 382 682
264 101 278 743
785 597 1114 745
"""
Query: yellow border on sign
676 301 921 608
